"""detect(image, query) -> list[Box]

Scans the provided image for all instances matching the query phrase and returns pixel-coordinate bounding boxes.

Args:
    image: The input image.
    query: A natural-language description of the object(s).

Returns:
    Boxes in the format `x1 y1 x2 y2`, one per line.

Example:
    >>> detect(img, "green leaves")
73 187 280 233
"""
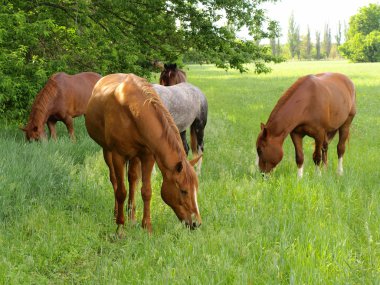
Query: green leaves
339 3 380 63
0 0 281 121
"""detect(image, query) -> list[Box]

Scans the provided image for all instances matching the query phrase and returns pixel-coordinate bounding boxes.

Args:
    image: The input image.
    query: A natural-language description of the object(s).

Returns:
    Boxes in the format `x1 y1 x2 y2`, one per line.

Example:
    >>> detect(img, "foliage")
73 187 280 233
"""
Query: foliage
300 26 312 60
1 61 380 283
322 24 332 58
0 0 281 121
339 3 380 62
287 12 300 59
315 31 321 60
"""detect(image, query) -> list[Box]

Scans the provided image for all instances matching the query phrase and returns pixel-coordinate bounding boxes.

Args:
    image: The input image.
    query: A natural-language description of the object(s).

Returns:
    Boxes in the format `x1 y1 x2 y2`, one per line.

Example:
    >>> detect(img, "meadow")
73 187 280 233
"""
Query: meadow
0 61 379 284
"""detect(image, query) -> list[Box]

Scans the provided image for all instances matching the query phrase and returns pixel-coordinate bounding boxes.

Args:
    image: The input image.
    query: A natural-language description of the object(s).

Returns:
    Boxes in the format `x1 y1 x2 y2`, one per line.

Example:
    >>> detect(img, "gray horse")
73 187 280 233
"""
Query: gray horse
152 82 208 173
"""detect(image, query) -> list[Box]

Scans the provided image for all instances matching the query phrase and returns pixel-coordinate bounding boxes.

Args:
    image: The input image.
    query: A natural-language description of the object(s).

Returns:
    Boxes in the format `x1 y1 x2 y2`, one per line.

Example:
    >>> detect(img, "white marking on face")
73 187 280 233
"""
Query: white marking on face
255 154 259 167
193 186 199 215
337 157 343 175
297 165 304 179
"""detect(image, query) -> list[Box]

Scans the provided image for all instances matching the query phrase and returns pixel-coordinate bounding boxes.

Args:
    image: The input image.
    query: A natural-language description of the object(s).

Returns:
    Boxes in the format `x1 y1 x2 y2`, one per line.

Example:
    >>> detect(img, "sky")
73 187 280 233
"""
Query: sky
246 0 379 43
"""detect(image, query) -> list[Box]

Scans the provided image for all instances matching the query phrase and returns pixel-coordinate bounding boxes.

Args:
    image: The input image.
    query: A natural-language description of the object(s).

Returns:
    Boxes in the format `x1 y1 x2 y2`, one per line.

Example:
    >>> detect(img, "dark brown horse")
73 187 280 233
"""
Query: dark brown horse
256 72 356 177
22 72 101 141
159 63 187 86
85 73 201 236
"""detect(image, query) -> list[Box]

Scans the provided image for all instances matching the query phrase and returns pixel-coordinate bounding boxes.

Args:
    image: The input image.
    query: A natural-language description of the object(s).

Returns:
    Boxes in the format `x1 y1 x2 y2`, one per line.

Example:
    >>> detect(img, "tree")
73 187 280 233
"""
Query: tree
315 31 321 60
339 3 380 62
287 12 300 59
301 26 312 59
335 21 342 47
0 0 281 120
323 24 332 58
269 21 281 57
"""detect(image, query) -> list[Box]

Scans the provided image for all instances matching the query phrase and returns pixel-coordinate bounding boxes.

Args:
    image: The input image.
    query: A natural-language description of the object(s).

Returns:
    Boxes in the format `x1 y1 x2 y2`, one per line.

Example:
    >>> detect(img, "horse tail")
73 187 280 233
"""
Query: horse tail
190 125 199 157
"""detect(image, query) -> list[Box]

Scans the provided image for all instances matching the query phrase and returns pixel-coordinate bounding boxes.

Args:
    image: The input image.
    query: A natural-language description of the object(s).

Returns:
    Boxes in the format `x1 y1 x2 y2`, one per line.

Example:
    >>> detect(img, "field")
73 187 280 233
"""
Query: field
0 61 379 284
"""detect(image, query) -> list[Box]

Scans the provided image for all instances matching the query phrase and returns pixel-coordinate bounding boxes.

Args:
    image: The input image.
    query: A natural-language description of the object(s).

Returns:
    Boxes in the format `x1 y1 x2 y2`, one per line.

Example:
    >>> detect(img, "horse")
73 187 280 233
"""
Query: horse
152 82 208 174
85 73 202 236
159 63 187 86
256 72 356 178
21 72 101 141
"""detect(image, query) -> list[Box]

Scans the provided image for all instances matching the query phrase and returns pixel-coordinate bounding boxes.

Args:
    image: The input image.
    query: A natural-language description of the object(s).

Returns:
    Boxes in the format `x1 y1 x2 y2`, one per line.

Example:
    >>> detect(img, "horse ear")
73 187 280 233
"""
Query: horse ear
175 161 183 173
189 155 202 166
173 63 177 69
262 127 268 138
164 63 168 69
260 123 265 130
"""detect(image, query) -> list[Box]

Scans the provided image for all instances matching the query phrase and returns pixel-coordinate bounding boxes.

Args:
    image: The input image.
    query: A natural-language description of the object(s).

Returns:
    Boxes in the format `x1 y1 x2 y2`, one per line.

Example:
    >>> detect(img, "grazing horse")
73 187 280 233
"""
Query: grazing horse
152 83 208 174
85 73 202 235
159 63 187 86
256 72 356 177
22 72 101 141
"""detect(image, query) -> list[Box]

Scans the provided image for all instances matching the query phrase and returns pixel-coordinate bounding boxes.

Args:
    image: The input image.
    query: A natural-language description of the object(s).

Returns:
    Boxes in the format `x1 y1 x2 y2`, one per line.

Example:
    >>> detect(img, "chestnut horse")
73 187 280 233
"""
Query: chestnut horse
85 73 201 236
22 72 101 141
256 73 356 177
159 63 187 86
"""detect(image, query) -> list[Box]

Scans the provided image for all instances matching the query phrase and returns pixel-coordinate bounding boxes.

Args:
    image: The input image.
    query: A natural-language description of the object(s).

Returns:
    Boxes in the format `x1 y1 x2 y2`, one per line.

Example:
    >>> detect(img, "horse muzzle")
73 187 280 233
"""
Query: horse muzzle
186 213 201 230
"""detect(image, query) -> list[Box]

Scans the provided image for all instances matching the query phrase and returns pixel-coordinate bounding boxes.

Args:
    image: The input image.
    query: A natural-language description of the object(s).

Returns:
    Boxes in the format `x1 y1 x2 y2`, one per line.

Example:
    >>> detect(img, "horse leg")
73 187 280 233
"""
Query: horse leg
112 152 127 237
323 130 338 167
140 154 155 233
180 131 189 155
47 120 57 140
322 141 328 168
313 134 324 176
290 132 304 178
337 115 354 175
190 120 205 175
103 150 118 217
63 116 75 141
127 157 141 223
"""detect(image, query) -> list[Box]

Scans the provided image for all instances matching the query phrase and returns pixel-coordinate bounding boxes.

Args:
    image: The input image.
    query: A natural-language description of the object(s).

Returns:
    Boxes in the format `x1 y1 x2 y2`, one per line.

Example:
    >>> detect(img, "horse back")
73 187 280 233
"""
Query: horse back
299 73 356 130
152 82 206 131
53 72 101 116
86 74 157 156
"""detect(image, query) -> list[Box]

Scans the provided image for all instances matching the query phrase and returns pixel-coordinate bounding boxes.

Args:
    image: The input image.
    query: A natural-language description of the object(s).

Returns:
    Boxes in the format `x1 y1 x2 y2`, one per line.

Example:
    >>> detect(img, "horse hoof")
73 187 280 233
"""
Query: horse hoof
116 225 125 239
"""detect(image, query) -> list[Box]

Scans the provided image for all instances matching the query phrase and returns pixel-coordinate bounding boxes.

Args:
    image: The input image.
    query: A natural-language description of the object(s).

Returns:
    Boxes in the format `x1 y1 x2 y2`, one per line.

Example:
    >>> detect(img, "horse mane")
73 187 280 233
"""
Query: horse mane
131 76 194 182
137 77 184 157
26 77 58 129
266 75 312 125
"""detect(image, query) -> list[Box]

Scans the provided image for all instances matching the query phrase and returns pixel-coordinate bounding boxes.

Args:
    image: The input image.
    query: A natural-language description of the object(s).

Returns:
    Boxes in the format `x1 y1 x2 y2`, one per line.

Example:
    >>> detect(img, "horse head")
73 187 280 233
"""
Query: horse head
161 156 202 229
159 63 187 86
21 124 47 142
256 123 283 173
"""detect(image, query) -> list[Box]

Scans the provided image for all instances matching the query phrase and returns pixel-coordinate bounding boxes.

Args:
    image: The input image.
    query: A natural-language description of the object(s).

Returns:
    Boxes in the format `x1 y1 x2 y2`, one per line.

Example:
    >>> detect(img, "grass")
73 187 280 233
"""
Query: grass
0 61 379 284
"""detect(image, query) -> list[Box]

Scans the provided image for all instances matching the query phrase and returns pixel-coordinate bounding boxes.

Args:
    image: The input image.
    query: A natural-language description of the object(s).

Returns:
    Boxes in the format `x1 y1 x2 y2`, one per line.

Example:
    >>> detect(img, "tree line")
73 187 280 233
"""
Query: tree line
271 4 380 62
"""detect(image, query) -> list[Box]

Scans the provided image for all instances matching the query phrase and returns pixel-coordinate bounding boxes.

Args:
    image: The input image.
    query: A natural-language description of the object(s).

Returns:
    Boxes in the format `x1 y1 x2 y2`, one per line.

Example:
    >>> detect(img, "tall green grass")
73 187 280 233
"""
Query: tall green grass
0 61 379 284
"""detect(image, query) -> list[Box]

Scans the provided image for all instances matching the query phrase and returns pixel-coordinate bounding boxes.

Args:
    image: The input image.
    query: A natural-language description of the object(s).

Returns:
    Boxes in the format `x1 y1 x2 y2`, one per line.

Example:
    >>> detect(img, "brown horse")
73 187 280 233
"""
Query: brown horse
159 63 187 86
85 73 201 236
256 72 356 177
22 72 101 141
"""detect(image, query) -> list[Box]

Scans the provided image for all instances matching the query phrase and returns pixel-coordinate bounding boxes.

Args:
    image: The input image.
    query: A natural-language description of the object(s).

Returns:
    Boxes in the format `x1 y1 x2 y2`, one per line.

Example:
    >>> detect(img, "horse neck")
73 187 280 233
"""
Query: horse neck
266 92 308 142
26 81 57 129
136 97 186 174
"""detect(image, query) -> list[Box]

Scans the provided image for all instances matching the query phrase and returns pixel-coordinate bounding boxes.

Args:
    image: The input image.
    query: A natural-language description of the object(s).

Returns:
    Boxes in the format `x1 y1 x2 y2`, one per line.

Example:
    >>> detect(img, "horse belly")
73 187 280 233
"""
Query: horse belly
169 102 198 132
326 94 352 130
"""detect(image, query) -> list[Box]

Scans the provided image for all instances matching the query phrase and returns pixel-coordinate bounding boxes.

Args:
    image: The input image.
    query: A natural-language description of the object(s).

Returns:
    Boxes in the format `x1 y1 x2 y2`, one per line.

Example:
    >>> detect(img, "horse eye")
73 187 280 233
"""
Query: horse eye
180 189 188 195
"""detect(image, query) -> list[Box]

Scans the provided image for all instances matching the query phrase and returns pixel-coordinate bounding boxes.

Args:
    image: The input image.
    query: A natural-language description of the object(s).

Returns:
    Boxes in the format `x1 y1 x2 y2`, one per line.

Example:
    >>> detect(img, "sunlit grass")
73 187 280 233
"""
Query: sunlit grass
0 61 379 284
